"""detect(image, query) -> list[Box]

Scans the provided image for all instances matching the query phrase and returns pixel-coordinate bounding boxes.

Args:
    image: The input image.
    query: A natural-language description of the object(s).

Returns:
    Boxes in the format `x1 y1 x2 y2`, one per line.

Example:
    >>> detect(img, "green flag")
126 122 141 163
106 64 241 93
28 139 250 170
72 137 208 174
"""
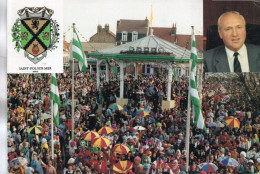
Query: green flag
190 30 206 131
111 66 117 77
50 73 61 127
72 28 87 72
174 68 178 81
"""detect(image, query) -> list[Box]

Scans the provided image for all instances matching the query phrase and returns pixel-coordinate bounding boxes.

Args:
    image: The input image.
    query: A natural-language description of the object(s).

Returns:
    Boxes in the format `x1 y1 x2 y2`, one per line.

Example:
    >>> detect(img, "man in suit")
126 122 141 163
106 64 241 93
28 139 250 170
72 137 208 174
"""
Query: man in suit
204 11 260 72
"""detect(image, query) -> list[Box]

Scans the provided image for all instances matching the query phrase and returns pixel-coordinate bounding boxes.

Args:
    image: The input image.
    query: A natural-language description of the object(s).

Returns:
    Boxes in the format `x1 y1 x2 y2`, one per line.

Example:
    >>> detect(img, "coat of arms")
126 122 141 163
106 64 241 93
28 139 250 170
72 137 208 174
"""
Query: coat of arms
11 7 59 64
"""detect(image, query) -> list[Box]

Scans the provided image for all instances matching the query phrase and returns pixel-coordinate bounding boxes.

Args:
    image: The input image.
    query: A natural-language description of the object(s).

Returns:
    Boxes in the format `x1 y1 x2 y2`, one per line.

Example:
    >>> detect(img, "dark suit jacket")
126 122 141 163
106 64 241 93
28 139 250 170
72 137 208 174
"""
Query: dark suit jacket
204 43 260 72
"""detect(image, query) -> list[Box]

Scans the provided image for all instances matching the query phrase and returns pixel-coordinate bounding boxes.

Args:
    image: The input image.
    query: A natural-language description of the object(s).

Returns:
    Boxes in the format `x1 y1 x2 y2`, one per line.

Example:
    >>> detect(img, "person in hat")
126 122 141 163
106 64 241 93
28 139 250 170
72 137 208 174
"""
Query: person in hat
246 160 256 173
256 158 260 172
64 158 75 174
237 151 248 173
169 160 180 174
133 156 143 174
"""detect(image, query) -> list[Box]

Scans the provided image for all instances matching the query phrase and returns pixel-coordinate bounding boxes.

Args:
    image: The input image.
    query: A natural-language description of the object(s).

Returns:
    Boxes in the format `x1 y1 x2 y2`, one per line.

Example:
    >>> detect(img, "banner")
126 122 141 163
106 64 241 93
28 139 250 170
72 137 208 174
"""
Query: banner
7 0 63 73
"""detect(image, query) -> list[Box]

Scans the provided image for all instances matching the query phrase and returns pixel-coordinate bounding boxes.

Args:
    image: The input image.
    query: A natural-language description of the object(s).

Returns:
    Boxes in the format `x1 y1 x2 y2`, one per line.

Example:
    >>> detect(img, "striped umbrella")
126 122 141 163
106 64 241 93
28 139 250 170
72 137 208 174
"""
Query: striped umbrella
112 144 130 154
92 137 111 149
198 162 218 172
220 157 239 167
98 126 114 135
113 161 133 174
137 109 149 116
226 116 240 128
81 131 100 141
27 126 43 134
109 103 123 111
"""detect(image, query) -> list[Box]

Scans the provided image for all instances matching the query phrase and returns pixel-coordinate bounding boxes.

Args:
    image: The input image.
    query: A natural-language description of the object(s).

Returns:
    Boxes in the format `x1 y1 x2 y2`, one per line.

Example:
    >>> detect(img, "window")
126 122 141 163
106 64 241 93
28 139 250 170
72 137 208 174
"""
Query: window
129 46 134 53
122 31 127 41
151 48 156 53
158 47 164 53
177 67 181 76
136 47 142 53
185 67 189 77
132 31 138 41
147 64 151 74
144 47 149 54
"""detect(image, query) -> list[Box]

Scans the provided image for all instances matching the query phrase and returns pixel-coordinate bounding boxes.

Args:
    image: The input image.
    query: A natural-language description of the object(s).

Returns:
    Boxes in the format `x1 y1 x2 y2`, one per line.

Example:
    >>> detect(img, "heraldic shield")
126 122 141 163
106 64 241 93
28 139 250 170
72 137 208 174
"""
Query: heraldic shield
12 7 59 64
21 18 51 57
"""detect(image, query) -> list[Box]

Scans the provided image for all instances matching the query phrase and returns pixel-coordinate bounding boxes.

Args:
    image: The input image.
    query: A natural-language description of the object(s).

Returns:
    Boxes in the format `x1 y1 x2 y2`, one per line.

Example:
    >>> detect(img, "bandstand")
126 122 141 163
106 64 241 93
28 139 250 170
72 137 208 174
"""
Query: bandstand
88 31 203 110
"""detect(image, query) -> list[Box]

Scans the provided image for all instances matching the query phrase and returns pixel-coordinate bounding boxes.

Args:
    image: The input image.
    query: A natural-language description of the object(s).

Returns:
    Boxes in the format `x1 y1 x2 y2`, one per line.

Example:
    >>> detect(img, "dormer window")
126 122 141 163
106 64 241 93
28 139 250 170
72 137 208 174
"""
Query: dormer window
136 47 142 53
122 31 127 41
132 31 138 41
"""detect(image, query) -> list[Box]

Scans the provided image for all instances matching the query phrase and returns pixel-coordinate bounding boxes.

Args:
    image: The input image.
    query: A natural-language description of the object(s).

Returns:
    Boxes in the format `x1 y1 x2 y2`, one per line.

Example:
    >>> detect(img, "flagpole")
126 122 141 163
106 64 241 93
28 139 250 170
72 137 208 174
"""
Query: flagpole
71 23 75 140
185 26 194 173
51 96 54 165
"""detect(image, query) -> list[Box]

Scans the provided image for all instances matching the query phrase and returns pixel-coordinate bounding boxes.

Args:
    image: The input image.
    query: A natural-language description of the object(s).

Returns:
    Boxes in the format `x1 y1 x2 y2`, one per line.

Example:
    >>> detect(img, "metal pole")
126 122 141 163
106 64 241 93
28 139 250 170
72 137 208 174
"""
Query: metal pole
51 99 54 165
96 60 100 89
135 62 138 80
106 61 109 82
185 59 192 172
119 62 124 98
71 23 75 140
167 65 173 101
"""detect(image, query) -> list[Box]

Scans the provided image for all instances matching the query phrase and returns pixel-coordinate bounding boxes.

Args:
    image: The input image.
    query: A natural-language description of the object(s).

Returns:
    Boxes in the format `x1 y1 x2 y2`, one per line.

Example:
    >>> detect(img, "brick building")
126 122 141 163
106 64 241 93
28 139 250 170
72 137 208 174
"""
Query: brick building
149 24 203 53
82 24 116 53
116 17 149 45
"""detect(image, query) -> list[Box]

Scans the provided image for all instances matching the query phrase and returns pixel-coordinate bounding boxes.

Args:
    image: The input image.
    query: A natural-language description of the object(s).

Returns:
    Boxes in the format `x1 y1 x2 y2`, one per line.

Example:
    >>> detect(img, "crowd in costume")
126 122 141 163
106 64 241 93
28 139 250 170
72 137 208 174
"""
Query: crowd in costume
7 72 260 173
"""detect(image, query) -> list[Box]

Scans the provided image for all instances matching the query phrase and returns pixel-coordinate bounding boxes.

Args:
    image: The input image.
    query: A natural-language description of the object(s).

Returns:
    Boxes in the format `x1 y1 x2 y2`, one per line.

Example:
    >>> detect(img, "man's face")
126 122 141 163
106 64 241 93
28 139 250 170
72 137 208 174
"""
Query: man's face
218 13 246 52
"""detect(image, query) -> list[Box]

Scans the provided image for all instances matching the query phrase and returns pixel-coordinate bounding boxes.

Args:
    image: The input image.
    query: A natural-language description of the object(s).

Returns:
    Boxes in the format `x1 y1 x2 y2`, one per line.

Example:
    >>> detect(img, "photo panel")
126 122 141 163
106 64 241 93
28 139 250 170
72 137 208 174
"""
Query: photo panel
203 0 260 72
7 0 208 174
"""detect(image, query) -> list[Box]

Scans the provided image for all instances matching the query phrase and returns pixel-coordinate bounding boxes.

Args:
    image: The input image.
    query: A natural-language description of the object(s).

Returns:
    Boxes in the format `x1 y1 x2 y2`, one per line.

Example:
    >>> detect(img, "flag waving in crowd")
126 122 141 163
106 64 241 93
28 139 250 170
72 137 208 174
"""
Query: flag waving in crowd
190 29 206 131
72 28 87 72
50 73 61 127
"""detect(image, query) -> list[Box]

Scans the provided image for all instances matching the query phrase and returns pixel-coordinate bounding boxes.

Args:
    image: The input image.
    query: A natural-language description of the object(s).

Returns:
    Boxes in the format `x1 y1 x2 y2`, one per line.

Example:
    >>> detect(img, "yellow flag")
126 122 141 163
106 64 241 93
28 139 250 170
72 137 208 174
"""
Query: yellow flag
150 6 153 27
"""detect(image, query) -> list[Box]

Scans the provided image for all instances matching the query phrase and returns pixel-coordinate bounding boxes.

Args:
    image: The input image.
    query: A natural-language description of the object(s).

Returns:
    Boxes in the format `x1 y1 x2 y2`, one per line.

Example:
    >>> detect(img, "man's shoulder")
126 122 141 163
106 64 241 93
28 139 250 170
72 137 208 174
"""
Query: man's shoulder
203 45 226 72
245 43 260 52
204 45 225 58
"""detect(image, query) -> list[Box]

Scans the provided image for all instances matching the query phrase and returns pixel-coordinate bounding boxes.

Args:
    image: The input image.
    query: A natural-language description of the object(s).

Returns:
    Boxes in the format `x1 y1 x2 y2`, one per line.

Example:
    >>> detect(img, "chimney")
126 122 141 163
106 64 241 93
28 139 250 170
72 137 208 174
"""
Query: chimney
171 23 177 36
105 24 109 32
97 24 102 33
145 16 149 27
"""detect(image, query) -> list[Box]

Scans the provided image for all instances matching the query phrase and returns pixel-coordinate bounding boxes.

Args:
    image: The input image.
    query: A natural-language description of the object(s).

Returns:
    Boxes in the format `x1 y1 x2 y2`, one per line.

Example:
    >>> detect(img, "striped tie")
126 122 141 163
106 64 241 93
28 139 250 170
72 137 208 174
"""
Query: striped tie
233 52 241 72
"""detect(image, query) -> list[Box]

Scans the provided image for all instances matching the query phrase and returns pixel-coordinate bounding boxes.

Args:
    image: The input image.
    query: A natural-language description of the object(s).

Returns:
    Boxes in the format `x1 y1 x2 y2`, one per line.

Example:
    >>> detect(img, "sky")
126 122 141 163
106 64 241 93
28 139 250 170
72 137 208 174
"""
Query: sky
63 0 203 42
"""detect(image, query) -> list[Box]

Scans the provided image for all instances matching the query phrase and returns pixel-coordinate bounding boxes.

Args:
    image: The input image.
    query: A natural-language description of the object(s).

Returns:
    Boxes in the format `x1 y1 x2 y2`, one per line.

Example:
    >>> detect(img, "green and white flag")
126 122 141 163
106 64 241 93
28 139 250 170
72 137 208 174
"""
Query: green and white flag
28 99 43 105
72 28 87 72
190 30 206 131
50 73 61 127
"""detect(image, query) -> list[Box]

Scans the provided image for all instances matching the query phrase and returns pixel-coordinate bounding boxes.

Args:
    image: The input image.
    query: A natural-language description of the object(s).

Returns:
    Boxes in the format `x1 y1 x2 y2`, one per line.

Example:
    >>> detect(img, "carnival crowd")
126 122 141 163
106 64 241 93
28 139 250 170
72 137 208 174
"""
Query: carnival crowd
7 72 260 174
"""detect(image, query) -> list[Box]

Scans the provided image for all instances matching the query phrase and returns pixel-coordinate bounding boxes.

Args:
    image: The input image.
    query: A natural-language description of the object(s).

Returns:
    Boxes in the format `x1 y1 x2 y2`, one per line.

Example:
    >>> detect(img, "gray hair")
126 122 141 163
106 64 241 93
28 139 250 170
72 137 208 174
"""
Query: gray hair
218 11 246 29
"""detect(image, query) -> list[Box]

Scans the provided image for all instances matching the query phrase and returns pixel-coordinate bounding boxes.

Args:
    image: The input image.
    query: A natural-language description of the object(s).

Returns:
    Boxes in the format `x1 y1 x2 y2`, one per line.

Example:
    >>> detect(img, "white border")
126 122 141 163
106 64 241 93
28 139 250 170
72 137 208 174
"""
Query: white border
0 0 8 172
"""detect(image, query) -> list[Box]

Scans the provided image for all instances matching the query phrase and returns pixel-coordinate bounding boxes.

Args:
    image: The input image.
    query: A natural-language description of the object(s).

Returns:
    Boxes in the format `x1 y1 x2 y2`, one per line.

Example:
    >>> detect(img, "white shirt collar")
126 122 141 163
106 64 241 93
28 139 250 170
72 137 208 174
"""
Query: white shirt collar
225 44 250 72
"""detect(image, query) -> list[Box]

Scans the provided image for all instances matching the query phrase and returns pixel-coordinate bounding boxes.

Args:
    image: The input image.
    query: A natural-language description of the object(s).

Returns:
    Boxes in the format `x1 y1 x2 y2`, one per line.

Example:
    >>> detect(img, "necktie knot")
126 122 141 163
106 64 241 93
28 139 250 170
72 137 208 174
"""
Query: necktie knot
233 52 241 72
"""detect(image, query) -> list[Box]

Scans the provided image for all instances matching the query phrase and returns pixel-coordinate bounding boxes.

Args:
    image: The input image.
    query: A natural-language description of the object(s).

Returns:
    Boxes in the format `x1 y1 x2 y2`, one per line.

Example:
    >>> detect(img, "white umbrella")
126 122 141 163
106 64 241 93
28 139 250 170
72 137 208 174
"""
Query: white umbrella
134 126 146 131
9 157 28 168
89 114 96 117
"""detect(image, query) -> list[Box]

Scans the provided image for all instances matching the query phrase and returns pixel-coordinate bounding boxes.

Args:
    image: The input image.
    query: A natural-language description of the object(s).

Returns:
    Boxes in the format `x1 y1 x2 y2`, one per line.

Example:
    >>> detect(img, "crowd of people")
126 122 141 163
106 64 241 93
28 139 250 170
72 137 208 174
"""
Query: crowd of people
7 71 260 173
